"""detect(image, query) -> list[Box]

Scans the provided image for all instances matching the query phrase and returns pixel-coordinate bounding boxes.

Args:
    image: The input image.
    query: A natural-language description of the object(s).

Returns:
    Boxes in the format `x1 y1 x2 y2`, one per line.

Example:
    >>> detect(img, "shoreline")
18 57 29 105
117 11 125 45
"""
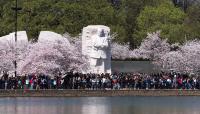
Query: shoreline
0 90 199 97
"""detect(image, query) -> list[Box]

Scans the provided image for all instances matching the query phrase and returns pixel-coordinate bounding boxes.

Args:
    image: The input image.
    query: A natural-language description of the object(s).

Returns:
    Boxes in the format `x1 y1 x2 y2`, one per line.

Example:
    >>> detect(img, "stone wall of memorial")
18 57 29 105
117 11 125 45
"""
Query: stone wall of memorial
111 61 161 73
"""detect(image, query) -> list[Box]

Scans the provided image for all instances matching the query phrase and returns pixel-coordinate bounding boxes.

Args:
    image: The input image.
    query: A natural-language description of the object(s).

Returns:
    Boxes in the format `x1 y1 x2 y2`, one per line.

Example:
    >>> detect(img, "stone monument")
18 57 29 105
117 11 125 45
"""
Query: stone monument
82 25 111 74
38 31 70 45
0 31 28 44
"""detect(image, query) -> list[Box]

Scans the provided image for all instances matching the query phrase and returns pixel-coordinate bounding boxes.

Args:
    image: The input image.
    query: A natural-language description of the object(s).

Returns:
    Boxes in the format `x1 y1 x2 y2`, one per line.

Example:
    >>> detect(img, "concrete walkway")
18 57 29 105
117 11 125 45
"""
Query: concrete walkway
0 89 199 97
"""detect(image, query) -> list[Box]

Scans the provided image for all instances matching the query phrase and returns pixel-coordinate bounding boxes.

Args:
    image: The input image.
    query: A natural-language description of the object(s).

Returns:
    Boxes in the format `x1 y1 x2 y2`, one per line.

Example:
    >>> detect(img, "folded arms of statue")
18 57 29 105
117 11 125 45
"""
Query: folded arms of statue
93 38 108 49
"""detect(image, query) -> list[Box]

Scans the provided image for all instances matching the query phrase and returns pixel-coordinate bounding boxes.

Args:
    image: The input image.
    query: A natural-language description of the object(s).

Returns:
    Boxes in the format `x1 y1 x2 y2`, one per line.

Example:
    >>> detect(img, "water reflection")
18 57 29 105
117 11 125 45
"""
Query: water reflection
81 97 111 114
0 97 200 114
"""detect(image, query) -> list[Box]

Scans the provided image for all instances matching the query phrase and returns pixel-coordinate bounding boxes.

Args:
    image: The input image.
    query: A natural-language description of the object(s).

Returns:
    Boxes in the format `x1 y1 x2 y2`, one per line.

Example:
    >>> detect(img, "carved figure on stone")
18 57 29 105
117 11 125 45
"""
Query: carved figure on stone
82 25 111 74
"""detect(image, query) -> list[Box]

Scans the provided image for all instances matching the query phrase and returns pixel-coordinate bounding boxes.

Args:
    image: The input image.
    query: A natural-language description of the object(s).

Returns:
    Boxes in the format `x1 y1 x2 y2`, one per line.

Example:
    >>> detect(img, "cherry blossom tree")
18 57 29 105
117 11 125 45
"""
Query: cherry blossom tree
111 31 170 60
154 40 200 74
1 30 200 75
0 32 88 76
155 51 187 72
110 31 200 74
181 41 200 73
18 36 88 76
137 31 170 60
0 40 29 75
111 42 130 60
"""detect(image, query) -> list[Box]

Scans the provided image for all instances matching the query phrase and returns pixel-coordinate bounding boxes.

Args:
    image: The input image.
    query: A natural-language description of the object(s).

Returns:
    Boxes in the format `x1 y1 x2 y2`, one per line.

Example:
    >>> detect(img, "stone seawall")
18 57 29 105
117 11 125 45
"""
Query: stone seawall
0 90 200 97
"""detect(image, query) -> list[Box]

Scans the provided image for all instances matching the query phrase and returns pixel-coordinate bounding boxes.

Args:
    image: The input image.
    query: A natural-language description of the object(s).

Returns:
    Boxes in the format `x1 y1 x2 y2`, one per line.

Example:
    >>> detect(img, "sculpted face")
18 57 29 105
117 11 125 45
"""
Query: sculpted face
91 28 110 38
99 29 110 38
100 29 106 37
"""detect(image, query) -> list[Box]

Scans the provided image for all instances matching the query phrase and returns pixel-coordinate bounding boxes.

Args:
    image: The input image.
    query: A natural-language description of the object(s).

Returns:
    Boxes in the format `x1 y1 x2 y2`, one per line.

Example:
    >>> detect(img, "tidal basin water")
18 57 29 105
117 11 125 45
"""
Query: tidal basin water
1 96 200 114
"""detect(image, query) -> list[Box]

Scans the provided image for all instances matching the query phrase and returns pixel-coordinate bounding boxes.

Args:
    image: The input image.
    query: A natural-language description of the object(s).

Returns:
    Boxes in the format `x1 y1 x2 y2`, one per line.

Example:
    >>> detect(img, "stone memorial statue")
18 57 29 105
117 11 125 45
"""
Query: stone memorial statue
82 25 111 74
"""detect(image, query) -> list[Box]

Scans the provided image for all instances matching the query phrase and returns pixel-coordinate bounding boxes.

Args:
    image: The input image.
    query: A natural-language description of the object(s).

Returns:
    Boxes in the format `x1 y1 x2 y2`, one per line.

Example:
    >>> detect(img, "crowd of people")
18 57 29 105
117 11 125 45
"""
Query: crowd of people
0 71 199 90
